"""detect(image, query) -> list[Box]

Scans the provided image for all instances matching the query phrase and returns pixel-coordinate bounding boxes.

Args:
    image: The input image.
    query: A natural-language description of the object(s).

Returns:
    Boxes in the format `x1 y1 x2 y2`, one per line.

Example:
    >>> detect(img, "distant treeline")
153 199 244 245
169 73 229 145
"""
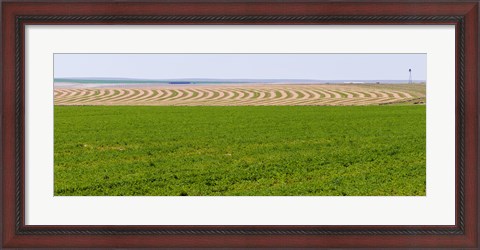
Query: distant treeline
54 78 426 84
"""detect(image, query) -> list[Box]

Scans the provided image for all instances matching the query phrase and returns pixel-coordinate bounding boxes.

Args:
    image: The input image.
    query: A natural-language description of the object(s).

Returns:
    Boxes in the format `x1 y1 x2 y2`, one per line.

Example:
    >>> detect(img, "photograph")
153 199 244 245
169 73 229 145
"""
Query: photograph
54 53 427 196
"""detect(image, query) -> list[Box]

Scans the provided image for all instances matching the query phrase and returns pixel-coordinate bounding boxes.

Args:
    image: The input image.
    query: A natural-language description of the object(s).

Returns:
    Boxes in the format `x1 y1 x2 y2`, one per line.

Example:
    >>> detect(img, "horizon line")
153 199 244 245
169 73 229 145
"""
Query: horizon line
54 77 427 81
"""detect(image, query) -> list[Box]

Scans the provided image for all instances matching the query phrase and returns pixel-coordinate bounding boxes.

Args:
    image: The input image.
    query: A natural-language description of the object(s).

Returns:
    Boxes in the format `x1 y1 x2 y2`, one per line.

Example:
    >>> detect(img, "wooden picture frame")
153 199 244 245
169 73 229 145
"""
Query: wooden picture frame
1 0 478 248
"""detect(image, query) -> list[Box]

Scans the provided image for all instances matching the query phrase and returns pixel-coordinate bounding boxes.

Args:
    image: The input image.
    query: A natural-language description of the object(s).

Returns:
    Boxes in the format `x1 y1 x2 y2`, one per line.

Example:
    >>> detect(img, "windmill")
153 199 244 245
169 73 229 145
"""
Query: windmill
408 69 413 84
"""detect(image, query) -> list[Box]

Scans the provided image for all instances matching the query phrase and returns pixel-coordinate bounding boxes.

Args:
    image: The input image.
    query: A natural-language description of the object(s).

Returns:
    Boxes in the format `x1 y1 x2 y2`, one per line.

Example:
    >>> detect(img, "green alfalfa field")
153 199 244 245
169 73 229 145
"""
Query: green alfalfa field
54 105 426 196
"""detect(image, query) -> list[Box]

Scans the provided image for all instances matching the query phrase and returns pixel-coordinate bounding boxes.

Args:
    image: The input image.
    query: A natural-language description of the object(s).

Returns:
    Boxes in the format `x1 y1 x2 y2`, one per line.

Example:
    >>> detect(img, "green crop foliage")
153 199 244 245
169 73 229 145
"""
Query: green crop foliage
54 105 426 196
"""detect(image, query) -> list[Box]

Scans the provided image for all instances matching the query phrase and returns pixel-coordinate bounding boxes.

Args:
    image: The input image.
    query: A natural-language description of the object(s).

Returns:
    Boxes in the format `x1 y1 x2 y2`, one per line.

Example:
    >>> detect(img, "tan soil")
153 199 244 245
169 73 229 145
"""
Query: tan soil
54 84 426 106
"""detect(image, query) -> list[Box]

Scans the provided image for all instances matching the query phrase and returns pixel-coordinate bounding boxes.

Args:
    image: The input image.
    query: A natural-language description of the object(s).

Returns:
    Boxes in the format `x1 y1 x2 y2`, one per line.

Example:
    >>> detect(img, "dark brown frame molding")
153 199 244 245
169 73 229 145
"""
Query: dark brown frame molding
2 0 479 248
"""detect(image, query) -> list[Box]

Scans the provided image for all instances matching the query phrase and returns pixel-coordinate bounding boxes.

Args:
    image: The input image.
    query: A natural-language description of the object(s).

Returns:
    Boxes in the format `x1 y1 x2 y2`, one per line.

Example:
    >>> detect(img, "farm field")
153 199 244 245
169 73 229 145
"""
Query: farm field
54 83 426 106
54 105 426 196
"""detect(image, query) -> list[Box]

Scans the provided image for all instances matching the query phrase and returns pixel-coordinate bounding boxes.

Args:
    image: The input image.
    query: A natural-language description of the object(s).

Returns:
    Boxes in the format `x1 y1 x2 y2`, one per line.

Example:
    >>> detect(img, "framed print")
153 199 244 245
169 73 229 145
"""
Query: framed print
1 0 479 248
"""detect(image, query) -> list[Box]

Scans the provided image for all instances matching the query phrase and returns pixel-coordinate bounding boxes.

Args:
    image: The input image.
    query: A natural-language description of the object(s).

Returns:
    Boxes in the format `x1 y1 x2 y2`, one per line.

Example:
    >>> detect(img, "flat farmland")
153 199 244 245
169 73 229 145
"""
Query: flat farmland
54 105 426 196
54 83 426 106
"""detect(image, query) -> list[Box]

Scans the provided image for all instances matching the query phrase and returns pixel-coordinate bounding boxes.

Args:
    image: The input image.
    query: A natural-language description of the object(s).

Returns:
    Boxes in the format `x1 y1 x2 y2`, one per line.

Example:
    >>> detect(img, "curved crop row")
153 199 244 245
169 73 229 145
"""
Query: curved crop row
54 84 425 106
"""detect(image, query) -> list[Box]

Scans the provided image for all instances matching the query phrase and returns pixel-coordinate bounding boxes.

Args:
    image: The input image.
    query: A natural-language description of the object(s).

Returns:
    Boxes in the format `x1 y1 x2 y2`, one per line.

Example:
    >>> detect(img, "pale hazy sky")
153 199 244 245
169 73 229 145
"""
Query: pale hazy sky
54 54 426 80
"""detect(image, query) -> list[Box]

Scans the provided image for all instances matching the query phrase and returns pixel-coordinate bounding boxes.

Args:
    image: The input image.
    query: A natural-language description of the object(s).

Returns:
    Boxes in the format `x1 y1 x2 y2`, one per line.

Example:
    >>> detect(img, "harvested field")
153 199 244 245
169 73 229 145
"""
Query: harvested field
54 83 426 106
